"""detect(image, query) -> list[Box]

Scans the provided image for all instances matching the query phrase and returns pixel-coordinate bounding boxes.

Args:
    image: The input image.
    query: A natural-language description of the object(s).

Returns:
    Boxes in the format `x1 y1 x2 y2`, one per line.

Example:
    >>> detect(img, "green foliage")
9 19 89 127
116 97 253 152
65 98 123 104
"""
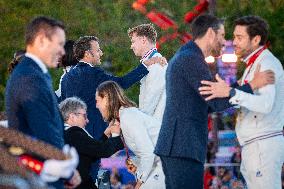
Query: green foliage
0 0 284 111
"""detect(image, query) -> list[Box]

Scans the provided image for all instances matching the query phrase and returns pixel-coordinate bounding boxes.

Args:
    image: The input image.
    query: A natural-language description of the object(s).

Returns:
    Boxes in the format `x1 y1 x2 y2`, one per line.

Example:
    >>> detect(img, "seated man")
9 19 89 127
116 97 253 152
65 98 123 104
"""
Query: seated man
59 97 123 189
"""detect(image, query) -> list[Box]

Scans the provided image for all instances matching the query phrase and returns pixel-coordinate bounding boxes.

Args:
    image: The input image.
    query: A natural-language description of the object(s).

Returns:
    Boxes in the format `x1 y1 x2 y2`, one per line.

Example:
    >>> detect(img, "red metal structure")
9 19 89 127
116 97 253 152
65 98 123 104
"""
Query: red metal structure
132 0 209 48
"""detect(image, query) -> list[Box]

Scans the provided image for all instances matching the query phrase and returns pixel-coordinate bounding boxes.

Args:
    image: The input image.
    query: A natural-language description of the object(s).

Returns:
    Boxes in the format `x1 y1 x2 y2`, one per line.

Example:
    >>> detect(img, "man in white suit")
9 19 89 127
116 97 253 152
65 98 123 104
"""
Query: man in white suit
128 24 167 121
199 16 284 189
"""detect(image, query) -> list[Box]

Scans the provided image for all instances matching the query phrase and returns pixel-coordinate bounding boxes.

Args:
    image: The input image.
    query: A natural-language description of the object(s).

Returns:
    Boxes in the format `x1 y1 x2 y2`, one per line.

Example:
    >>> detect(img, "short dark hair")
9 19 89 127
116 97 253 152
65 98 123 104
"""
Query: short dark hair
25 16 65 45
60 40 77 68
128 23 157 44
190 14 224 40
73 36 99 60
234 16 268 46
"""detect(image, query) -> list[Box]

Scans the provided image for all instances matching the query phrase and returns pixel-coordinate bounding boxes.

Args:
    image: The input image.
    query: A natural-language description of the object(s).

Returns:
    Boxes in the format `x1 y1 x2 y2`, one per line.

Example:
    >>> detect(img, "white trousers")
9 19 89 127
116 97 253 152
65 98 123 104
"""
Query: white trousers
140 161 165 189
241 136 284 189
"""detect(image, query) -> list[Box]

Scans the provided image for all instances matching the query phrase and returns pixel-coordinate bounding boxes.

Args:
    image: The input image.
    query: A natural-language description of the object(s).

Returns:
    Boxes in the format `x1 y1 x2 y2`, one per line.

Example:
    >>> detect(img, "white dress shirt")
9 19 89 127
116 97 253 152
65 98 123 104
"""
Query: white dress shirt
139 50 167 121
229 48 284 145
119 107 162 183
25 52 48 73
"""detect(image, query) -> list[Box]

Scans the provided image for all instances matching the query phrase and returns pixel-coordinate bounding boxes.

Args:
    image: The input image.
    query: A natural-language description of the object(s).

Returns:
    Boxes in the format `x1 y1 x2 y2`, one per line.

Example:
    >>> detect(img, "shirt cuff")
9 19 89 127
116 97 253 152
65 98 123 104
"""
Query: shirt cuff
111 133 120 137
229 89 241 105
142 63 147 68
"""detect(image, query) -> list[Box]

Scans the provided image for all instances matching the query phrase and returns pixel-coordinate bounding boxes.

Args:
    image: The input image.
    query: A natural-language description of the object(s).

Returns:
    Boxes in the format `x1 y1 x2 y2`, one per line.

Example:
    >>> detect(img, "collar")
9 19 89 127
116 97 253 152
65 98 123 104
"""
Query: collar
186 41 205 58
64 123 93 138
78 60 94 67
140 47 157 63
25 53 48 73
243 46 264 64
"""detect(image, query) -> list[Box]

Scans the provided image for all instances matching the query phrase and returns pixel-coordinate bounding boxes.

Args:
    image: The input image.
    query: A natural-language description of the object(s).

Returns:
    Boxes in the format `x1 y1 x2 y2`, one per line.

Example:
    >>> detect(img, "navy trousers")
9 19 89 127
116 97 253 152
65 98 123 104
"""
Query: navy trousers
160 156 204 189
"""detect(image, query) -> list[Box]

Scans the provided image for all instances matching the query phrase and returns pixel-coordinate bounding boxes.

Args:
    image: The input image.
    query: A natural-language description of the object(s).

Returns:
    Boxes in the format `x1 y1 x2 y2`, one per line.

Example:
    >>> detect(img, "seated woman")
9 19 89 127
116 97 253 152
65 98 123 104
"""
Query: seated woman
59 97 123 189
96 81 165 189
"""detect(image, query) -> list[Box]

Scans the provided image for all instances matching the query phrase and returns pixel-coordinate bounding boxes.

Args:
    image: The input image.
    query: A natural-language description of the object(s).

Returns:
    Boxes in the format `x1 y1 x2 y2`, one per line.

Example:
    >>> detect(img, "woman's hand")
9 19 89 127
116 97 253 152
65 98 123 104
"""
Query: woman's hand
110 119 121 136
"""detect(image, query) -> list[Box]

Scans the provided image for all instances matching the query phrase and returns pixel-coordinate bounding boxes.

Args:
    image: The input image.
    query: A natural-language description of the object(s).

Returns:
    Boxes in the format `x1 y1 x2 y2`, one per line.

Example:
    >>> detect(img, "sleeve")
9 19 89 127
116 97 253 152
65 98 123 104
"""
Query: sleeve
140 64 166 115
180 55 232 112
229 60 280 113
20 76 64 149
66 129 123 159
105 64 149 89
121 111 155 183
234 83 253 94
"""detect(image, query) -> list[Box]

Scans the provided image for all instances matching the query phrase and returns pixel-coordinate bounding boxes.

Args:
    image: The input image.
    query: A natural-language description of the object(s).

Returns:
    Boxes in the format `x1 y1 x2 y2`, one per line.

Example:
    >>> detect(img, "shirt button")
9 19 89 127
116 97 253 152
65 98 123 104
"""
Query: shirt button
254 115 257 118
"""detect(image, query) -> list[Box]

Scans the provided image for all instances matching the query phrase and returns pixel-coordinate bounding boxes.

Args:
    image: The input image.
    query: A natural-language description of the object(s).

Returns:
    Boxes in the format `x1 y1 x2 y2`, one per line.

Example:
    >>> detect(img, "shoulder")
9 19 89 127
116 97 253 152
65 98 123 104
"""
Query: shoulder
258 50 283 73
65 127 85 136
120 107 145 124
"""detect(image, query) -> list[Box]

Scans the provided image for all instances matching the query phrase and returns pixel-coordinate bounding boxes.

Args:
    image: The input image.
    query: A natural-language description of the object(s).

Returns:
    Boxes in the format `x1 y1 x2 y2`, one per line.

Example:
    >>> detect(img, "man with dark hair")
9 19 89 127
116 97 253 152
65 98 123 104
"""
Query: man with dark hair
199 15 284 189
5 16 80 189
128 23 167 121
61 35 165 181
154 14 272 189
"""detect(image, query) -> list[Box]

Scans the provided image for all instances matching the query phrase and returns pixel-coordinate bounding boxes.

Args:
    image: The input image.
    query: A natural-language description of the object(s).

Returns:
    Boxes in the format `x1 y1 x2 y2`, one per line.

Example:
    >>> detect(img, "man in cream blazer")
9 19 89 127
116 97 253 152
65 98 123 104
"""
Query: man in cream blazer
128 23 167 121
199 16 284 189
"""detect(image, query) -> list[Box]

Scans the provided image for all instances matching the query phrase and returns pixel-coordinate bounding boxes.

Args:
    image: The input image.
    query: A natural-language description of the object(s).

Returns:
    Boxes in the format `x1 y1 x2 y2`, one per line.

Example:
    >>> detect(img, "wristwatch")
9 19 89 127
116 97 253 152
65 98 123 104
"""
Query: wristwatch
229 88 236 97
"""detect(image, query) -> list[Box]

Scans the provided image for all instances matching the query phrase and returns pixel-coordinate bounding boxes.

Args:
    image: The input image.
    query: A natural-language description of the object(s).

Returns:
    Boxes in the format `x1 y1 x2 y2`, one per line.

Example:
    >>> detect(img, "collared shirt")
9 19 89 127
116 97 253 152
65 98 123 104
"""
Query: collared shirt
64 123 119 138
25 53 48 73
229 49 284 145
64 123 94 139
243 46 264 64
78 60 94 68
140 47 157 68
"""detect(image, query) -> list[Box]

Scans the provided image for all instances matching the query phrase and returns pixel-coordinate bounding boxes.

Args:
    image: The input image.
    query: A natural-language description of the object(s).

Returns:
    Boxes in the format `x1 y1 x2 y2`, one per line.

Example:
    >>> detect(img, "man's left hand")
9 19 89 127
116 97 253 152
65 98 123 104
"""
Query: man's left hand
199 74 231 101
144 56 167 67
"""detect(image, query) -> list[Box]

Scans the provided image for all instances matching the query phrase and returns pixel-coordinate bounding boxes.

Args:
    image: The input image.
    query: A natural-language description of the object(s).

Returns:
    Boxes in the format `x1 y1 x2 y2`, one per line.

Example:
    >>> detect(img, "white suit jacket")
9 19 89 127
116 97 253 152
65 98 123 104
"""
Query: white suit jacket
139 53 167 121
229 48 284 145
119 107 161 183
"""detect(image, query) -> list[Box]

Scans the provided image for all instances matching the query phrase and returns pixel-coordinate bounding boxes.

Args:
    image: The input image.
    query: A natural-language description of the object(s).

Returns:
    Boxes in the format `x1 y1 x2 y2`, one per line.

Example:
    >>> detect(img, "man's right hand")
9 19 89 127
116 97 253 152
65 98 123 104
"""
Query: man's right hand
143 56 167 67
249 64 275 90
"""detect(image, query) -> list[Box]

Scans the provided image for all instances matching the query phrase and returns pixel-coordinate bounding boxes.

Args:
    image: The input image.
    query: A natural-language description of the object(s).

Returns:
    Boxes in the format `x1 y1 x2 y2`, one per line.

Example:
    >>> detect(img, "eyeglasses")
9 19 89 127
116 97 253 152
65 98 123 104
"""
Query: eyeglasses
74 112 88 120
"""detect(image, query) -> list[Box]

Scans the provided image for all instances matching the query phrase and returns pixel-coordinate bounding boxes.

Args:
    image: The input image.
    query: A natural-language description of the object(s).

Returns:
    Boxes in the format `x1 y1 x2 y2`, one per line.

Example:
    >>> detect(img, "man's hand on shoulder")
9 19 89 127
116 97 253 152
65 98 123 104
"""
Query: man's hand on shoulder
249 64 275 90
199 74 231 101
143 56 167 67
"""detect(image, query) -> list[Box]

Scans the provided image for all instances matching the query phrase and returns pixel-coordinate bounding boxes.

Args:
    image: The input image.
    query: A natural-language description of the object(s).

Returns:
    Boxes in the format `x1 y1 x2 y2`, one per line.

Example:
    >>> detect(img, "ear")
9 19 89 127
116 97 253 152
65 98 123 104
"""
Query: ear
84 50 90 58
206 27 215 39
142 36 148 44
252 35 261 46
34 33 46 50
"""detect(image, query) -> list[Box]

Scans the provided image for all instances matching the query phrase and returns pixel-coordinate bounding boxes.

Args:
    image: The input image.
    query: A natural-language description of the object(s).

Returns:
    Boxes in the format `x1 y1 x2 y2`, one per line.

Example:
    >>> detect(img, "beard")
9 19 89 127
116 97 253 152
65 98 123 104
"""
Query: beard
211 43 223 57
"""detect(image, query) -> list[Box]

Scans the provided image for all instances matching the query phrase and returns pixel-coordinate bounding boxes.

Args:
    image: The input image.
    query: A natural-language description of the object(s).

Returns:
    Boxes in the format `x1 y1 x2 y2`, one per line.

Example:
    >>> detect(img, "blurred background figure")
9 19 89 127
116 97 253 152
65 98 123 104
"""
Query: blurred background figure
8 50 26 73
55 40 77 98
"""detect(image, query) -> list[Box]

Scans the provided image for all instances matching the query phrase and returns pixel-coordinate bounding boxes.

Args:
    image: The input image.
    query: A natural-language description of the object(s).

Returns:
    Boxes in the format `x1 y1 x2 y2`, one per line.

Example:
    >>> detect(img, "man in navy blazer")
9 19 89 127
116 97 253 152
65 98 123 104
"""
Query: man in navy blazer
154 14 268 189
5 16 80 189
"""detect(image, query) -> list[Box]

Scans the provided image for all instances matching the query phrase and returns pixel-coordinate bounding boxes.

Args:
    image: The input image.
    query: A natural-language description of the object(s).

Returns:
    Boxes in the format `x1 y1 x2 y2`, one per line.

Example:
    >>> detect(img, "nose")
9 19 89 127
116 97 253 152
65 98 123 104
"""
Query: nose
233 38 237 46
86 118 89 123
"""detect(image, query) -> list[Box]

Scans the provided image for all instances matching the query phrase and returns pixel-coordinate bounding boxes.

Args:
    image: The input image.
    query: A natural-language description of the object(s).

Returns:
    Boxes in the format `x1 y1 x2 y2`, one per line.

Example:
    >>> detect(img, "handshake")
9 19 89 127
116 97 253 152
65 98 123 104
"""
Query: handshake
40 144 79 182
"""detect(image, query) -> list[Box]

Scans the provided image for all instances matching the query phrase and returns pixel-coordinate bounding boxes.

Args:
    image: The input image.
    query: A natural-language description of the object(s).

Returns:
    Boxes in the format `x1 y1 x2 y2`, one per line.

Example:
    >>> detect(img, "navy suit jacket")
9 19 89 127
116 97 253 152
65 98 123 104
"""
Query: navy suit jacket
61 62 148 139
5 56 65 188
155 41 252 163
